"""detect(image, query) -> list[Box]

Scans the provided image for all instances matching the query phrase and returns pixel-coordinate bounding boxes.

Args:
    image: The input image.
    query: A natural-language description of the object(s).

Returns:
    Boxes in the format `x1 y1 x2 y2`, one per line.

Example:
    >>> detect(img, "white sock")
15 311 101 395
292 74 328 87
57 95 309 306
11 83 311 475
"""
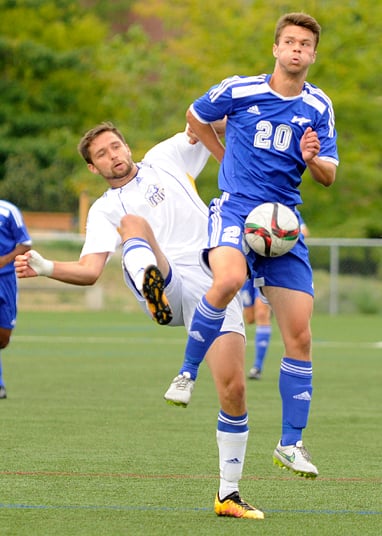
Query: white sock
122 238 157 292
216 430 248 500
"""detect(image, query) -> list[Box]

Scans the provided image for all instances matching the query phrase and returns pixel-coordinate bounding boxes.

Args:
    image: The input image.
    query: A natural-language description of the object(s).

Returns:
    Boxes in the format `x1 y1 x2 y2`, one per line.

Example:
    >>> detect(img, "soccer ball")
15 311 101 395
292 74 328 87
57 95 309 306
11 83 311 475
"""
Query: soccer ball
244 202 300 257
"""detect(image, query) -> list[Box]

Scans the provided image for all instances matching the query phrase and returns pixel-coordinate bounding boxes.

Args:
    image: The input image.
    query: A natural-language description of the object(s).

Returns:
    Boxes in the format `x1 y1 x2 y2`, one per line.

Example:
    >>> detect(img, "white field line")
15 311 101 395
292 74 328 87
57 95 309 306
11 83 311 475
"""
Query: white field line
12 335 382 349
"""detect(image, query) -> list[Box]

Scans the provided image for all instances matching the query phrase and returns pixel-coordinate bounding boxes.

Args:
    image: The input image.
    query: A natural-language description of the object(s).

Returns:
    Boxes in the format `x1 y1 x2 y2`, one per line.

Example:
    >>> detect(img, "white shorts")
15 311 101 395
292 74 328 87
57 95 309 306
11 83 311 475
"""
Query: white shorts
123 260 245 337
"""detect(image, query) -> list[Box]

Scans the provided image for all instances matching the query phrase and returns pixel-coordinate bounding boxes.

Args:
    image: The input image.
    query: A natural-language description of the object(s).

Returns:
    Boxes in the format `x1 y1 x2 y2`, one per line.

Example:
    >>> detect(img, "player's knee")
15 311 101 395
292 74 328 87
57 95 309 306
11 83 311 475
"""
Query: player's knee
120 214 151 241
297 328 312 354
223 376 246 407
286 324 311 352
255 310 270 324
0 336 10 349
120 213 144 229
214 273 245 302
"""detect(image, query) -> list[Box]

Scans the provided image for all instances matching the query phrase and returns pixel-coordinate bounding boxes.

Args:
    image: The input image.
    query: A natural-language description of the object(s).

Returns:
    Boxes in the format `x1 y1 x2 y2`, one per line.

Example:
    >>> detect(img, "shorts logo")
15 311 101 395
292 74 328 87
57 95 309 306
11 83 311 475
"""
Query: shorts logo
222 225 241 245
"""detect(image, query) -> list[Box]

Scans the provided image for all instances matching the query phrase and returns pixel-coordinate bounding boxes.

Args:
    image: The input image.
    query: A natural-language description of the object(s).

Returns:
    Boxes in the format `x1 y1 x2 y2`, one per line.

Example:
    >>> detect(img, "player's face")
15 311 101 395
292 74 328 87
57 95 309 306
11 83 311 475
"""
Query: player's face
273 25 317 75
87 131 135 184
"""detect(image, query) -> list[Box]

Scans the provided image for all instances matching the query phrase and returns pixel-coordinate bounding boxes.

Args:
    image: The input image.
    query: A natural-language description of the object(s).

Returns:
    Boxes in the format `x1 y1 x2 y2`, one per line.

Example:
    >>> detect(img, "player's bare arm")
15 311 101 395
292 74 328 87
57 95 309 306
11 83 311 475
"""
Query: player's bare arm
301 127 336 187
0 244 30 269
186 108 225 163
186 117 227 146
15 250 108 285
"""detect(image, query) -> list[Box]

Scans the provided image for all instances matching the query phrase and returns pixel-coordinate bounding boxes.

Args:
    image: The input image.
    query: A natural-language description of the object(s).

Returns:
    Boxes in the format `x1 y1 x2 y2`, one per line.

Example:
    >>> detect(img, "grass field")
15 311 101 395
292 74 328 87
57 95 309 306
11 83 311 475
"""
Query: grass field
0 311 381 535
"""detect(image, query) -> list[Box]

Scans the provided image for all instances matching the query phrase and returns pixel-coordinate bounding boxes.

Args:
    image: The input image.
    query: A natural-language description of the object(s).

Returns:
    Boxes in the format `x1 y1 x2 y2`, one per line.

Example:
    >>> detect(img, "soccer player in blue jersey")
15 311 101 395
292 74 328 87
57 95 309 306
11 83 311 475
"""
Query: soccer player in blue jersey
0 200 32 398
170 12 339 479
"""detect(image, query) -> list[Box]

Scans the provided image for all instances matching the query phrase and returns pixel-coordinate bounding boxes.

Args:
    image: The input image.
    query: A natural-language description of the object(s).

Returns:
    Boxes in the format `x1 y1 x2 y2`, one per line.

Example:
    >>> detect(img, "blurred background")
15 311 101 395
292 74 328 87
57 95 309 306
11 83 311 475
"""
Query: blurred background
2 0 382 313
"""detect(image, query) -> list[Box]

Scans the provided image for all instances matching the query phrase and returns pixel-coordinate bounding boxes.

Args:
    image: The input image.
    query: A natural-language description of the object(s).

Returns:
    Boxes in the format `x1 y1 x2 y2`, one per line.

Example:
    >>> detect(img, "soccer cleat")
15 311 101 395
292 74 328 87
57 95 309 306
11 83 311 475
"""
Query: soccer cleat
214 491 264 520
0 386 7 399
248 367 262 380
142 265 173 325
273 440 318 479
164 372 194 407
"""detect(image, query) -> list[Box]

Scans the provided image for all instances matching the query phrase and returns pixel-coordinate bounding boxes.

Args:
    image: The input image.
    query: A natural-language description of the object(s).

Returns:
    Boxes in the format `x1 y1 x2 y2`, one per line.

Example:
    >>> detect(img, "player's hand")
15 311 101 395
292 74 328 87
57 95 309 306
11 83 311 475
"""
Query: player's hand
185 123 200 145
300 127 320 163
15 250 54 278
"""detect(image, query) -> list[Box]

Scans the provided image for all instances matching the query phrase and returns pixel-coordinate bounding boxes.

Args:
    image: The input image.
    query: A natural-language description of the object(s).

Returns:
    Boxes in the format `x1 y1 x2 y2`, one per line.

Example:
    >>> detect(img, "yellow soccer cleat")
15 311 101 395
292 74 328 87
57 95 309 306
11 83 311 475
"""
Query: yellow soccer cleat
214 492 264 520
142 265 173 325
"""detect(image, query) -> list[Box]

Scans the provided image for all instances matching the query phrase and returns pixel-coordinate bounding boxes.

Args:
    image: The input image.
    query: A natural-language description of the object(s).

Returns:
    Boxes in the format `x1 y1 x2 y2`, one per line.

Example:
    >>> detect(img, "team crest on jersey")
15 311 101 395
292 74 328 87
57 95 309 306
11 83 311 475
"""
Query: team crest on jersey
291 115 311 127
145 184 165 207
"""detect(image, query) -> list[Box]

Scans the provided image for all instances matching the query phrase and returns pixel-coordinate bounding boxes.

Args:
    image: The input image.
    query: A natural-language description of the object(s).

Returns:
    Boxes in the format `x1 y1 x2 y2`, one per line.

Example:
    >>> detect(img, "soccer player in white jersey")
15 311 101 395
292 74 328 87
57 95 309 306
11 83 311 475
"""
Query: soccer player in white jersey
176 12 339 479
15 121 264 519
0 200 32 398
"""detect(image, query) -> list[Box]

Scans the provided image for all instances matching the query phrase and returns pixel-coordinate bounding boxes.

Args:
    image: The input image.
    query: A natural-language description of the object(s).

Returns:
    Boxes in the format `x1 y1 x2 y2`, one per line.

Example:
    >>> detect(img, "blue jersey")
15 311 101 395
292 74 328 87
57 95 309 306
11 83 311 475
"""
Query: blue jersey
190 74 338 206
0 200 32 276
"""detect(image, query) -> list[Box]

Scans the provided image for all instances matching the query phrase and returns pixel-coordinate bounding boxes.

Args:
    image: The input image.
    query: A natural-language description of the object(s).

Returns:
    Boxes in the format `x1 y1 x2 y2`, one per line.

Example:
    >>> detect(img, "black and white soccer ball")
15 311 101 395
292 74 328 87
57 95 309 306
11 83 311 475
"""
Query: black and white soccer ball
244 202 300 257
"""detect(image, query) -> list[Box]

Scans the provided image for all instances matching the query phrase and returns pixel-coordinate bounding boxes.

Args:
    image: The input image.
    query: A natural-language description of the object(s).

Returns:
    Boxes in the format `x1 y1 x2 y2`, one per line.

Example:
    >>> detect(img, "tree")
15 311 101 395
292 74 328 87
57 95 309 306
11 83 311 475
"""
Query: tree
0 0 118 210
1 0 382 237
129 0 382 237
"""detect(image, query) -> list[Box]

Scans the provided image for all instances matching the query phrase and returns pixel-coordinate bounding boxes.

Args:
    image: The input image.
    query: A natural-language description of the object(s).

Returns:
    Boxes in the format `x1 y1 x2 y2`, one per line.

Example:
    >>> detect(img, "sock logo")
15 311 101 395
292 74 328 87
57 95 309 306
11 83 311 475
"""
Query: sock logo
189 330 205 342
293 391 311 401
225 458 241 464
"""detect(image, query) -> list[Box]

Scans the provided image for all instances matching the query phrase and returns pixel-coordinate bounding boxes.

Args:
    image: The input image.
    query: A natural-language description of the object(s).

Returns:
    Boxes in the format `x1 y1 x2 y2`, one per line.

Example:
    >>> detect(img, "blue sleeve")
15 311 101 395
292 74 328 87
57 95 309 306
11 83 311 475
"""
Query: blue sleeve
9 211 31 246
315 99 339 163
192 76 241 122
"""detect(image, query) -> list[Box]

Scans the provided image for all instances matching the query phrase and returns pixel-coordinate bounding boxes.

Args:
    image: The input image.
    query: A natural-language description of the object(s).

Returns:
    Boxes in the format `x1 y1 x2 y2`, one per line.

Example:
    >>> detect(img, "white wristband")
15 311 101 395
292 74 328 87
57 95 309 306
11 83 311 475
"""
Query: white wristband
28 250 54 277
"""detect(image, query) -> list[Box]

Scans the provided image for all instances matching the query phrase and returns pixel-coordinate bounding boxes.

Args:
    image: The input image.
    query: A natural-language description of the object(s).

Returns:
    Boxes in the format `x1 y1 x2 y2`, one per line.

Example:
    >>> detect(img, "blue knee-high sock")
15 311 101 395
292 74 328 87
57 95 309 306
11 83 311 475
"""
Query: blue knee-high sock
253 325 272 371
180 295 226 380
279 357 312 446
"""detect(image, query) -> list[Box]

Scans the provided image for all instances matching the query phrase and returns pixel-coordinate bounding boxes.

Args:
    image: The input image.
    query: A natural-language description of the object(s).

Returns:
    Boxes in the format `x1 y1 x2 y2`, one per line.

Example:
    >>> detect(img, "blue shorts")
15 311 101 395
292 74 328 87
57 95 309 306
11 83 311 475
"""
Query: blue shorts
207 193 314 297
0 273 17 329
240 278 259 307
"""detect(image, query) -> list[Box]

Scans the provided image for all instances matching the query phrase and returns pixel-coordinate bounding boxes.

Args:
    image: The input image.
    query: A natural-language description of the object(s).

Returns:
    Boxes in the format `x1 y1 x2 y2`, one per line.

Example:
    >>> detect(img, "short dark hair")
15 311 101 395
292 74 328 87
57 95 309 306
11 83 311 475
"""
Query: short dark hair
78 122 127 164
274 13 321 49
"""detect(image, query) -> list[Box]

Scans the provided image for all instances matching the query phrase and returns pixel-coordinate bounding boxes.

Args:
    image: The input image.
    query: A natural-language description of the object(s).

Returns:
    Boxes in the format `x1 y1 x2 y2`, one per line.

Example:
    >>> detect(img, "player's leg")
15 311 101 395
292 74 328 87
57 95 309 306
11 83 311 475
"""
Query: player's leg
0 281 15 399
0 352 5 398
120 214 172 325
0 328 12 399
248 292 272 380
164 248 247 407
239 278 255 325
177 193 252 386
0 327 12 400
265 285 318 478
181 245 247 382
206 332 264 520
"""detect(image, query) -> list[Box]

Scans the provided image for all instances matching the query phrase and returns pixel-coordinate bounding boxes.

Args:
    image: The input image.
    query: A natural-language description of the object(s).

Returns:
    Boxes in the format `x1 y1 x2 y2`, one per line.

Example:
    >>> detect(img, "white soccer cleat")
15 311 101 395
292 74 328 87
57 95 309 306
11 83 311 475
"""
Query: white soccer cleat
248 367 262 380
164 372 194 408
273 440 318 479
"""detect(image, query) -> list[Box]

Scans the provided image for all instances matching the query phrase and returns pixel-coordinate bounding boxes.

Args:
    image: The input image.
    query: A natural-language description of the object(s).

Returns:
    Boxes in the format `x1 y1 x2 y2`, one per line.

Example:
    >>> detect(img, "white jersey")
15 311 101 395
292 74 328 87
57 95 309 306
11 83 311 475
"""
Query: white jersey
80 131 244 335
80 132 210 266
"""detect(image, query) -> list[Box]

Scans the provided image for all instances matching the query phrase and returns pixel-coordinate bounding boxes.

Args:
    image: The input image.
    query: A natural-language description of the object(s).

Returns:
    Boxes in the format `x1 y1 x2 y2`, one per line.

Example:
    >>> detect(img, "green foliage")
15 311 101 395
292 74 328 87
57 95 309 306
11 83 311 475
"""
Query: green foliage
131 0 382 237
0 0 381 237
0 0 115 210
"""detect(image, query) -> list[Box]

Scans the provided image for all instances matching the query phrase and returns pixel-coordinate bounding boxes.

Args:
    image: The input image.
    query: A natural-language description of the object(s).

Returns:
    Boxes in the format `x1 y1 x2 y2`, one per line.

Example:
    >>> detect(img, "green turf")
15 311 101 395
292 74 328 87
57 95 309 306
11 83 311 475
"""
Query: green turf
0 311 381 535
